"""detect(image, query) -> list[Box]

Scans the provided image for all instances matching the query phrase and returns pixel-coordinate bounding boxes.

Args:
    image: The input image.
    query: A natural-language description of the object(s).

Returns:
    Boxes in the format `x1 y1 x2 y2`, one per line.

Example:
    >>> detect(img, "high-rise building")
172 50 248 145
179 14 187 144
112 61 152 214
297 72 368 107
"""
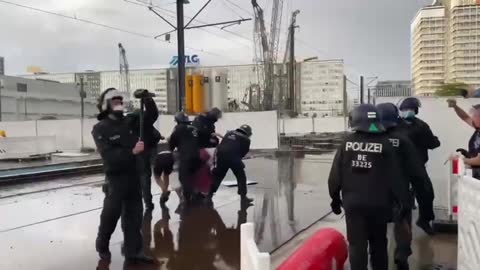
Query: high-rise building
298 60 345 117
0 57 4 75
76 71 101 100
411 4 446 96
412 0 480 96
374 81 412 97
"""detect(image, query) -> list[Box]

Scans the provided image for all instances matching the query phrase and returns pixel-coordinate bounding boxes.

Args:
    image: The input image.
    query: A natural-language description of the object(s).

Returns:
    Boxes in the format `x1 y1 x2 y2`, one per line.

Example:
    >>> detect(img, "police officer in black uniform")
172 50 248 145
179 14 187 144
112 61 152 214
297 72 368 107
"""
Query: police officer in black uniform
210 125 254 205
377 103 435 270
169 112 201 204
447 99 480 179
132 91 162 211
92 88 154 264
192 107 222 148
397 97 439 235
328 104 409 270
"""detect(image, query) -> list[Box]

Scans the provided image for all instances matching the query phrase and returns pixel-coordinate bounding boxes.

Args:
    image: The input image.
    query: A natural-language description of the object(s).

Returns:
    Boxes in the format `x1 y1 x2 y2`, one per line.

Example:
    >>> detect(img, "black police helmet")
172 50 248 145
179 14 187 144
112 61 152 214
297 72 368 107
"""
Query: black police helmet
174 112 190 124
207 107 222 121
237 124 252 137
398 97 421 114
376 103 400 129
349 104 385 133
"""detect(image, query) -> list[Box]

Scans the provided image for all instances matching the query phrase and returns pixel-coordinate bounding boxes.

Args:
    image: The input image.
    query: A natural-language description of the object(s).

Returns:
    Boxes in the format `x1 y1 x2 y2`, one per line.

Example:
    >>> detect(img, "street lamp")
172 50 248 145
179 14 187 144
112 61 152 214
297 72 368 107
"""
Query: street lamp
79 77 87 152
366 76 378 104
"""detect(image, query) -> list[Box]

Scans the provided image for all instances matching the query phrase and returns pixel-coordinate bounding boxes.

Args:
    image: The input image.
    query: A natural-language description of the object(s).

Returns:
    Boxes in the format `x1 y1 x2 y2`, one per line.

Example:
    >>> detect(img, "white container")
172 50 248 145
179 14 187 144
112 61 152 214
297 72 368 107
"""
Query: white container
211 71 228 110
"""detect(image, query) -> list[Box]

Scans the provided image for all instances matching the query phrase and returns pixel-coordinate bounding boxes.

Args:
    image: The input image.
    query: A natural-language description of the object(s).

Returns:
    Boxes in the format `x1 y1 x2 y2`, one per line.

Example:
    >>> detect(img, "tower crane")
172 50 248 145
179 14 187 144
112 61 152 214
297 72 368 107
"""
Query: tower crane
252 0 284 111
118 43 131 97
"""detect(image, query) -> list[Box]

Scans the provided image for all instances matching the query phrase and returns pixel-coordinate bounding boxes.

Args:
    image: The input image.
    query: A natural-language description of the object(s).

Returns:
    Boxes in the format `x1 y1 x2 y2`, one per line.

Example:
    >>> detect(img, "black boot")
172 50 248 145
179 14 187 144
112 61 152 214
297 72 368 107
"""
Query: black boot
416 219 435 236
241 195 254 206
95 238 111 260
395 260 410 270
125 253 155 264
145 202 154 211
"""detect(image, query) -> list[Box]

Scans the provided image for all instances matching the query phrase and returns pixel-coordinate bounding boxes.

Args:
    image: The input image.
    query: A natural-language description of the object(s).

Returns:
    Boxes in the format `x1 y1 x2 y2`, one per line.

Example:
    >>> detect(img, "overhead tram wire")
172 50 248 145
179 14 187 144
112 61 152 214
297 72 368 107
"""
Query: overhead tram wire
0 0 248 63
126 0 254 45
223 0 254 16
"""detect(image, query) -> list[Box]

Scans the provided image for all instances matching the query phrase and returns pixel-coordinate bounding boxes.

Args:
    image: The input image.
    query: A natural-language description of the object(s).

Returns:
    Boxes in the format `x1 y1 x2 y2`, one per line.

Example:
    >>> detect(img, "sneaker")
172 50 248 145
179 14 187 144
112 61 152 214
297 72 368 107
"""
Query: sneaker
160 191 171 206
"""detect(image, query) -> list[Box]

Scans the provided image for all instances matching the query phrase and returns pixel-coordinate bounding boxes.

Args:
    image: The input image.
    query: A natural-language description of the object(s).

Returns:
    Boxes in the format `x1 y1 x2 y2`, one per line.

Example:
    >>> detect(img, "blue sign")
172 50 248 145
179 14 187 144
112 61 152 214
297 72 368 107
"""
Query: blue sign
170 55 200 67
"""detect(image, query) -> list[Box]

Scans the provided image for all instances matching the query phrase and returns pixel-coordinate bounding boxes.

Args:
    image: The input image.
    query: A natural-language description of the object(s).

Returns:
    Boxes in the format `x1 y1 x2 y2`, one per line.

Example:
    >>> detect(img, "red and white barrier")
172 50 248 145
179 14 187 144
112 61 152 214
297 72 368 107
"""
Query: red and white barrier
241 223 270 270
277 228 348 270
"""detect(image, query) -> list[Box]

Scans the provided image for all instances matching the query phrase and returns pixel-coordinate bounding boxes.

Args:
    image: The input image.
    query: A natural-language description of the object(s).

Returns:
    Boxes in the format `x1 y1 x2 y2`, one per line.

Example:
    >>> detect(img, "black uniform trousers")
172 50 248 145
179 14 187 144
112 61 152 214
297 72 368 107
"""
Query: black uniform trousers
139 147 156 205
211 152 247 196
417 171 435 222
394 209 413 263
345 207 389 270
96 173 144 257
178 155 202 200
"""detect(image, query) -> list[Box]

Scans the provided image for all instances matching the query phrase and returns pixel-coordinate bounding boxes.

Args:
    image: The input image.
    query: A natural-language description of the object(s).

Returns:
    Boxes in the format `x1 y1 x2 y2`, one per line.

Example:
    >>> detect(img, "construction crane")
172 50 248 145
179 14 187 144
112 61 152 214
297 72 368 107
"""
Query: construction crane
118 43 131 97
269 0 284 63
252 0 276 111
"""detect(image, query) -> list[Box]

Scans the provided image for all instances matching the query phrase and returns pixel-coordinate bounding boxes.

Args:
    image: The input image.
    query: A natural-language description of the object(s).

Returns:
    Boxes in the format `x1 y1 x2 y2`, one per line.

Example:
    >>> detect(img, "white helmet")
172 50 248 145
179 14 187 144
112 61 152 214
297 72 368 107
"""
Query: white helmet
97 88 127 112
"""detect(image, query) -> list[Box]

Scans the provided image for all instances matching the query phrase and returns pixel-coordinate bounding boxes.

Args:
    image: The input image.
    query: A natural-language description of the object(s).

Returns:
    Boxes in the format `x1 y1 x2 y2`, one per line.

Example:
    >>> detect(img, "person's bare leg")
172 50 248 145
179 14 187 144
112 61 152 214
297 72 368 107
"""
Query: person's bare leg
160 173 171 206
162 174 170 193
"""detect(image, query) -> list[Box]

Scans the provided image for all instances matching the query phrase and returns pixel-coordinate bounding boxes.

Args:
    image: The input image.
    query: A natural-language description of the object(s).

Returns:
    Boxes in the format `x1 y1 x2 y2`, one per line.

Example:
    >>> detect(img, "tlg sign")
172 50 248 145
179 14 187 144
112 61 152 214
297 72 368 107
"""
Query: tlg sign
170 55 200 67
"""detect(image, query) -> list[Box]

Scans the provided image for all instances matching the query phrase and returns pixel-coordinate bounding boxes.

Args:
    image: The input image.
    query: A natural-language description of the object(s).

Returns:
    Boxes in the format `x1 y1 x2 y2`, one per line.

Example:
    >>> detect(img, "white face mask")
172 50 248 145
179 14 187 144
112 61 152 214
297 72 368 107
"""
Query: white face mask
400 110 415 119
112 104 124 112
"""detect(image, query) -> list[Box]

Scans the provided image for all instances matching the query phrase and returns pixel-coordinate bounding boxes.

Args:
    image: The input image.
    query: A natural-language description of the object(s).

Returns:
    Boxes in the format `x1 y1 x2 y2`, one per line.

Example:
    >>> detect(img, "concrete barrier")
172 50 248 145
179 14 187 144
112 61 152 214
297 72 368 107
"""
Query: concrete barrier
458 175 480 270
241 223 270 270
0 136 56 160
277 228 348 270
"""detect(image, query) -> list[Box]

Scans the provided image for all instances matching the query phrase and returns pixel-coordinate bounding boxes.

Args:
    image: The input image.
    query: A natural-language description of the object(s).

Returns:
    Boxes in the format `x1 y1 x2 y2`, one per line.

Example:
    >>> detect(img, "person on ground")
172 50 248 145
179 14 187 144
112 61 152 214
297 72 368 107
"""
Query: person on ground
192 107 223 148
447 99 480 179
397 97 439 235
210 124 254 206
377 103 436 270
169 112 201 205
92 88 154 264
328 104 409 270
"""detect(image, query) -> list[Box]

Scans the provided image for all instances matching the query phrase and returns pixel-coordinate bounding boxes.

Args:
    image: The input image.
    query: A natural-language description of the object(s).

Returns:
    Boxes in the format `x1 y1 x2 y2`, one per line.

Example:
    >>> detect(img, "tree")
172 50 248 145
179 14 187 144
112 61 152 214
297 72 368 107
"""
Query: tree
436 82 469 97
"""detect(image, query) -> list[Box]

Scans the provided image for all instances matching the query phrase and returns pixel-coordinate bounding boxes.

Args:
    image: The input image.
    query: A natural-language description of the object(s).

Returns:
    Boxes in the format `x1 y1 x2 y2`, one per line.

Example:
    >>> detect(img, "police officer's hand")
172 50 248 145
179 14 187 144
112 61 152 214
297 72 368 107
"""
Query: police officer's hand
447 99 457 108
330 200 342 215
133 141 145 155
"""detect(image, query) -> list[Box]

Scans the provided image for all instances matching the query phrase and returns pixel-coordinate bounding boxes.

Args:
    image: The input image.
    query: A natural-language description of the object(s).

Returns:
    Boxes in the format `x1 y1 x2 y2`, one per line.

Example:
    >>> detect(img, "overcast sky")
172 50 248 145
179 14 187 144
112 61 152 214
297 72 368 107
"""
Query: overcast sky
0 0 431 80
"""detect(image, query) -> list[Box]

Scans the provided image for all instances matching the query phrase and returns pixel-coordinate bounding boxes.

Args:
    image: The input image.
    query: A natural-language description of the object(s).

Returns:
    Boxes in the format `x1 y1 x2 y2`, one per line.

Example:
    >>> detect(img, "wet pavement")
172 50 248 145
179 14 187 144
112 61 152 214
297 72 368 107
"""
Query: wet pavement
0 155 334 270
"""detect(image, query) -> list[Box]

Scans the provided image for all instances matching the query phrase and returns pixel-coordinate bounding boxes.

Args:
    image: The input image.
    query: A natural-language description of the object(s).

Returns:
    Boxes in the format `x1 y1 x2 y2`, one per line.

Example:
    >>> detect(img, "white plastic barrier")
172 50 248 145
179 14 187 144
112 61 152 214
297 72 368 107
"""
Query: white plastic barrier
458 175 480 270
0 136 56 159
241 223 271 270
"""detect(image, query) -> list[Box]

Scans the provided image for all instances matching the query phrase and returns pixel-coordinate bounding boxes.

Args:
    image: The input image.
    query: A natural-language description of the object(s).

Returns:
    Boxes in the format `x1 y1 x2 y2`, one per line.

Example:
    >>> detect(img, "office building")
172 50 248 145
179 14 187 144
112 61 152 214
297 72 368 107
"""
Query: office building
0 57 4 75
412 0 480 96
374 80 412 97
101 69 168 112
76 71 101 100
0 75 97 121
298 60 345 117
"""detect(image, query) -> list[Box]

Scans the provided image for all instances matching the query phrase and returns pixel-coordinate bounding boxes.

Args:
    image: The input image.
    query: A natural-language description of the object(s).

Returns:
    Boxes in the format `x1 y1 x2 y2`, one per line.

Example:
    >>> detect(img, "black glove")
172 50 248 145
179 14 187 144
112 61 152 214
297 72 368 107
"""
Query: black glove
330 199 342 215
133 89 155 99
456 148 470 158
